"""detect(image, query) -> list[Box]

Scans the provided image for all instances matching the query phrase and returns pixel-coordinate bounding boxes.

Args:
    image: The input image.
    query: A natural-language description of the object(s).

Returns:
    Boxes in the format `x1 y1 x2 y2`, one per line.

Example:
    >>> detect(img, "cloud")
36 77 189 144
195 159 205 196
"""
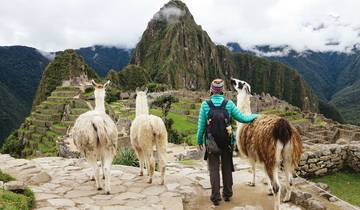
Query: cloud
36 49 55 60
0 0 359 52
251 47 292 57
153 5 185 24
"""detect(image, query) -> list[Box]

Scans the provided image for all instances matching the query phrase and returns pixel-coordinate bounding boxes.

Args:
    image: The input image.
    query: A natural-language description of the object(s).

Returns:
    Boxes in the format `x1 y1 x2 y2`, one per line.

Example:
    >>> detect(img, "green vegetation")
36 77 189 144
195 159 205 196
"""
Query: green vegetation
105 87 120 103
0 188 34 210
37 137 57 156
0 170 15 182
0 170 34 210
110 65 150 91
318 100 344 123
113 148 139 167
146 83 170 92
1 132 24 158
330 81 360 125
312 171 360 206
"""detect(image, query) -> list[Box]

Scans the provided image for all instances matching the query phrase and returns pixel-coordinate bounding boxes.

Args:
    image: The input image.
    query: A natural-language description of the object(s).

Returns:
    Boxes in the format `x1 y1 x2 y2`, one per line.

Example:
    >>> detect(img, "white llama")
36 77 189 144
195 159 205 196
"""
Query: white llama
231 78 303 210
130 88 168 184
71 80 118 194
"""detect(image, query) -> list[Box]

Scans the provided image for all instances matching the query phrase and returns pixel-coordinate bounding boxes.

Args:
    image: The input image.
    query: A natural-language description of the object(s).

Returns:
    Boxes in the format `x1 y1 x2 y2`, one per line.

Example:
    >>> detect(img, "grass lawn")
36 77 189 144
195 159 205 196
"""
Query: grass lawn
312 171 360 206
150 108 197 133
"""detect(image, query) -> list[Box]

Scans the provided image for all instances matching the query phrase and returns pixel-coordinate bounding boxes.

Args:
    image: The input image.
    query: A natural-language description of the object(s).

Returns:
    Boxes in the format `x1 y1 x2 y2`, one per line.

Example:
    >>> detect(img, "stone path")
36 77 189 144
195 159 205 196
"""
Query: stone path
0 146 311 210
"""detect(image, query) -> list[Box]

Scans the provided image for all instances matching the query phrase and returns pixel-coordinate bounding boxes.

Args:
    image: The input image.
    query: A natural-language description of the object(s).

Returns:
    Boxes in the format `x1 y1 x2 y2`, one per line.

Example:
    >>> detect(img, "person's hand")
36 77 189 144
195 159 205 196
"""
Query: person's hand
198 144 204 151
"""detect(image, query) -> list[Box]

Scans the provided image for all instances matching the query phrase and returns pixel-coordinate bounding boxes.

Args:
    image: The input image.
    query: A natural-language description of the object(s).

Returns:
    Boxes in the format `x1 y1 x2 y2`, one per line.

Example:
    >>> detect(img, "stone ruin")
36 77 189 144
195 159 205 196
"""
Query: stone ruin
61 73 89 87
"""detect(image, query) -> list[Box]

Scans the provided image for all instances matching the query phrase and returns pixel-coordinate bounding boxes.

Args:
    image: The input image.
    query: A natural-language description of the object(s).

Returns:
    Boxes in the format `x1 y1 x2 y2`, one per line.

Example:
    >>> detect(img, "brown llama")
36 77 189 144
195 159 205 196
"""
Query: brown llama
231 78 303 210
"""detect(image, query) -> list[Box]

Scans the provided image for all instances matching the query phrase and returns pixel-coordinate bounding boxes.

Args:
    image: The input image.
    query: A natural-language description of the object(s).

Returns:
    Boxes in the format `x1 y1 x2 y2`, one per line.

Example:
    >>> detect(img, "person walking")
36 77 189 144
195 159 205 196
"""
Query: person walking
196 78 257 206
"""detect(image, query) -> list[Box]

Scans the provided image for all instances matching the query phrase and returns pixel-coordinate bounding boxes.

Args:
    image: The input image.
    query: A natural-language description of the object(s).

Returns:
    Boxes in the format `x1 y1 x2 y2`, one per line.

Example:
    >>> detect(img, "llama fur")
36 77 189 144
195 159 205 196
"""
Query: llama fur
71 80 118 194
231 78 303 210
130 89 168 184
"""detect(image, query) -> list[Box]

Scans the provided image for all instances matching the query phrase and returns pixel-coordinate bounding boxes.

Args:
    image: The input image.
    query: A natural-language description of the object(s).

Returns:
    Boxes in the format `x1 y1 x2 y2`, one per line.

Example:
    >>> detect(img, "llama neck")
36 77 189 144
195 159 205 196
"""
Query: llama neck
136 96 149 116
94 96 106 113
237 92 252 115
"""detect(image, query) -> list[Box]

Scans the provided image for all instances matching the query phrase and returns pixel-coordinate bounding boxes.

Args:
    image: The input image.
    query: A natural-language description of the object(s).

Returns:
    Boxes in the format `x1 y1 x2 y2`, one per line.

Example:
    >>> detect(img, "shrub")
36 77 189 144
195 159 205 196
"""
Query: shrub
106 87 120 103
146 83 170 92
1 132 24 158
84 86 94 95
183 133 197 146
113 148 139 167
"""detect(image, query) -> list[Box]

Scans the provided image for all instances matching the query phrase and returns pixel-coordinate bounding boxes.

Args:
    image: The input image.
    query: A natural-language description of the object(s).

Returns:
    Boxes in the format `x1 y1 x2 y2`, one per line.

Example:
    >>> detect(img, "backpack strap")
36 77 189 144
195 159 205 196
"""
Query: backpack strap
220 99 228 109
206 100 215 109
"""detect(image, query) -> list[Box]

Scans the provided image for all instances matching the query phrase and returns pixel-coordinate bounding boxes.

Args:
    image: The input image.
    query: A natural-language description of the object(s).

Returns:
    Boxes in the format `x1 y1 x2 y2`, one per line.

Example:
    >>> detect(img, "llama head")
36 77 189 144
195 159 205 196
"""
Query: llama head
230 78 251 95
135 87 149 116
91 80 110 100
135 87 148 98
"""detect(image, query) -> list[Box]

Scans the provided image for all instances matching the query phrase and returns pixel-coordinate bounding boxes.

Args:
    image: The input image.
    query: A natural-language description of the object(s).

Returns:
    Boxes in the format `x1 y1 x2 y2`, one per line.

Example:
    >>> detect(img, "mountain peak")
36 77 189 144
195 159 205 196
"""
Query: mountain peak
126 0 319 111
32 49 99 106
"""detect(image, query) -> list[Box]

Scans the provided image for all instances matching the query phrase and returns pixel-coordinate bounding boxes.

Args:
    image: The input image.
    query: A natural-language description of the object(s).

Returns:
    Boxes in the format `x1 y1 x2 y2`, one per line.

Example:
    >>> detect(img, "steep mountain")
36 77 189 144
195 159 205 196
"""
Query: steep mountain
127 0 318 111
0 46 50 144
0 82 27 144
0 45 130 144
227 43 360 124
76 45 131 76
32 49 99 107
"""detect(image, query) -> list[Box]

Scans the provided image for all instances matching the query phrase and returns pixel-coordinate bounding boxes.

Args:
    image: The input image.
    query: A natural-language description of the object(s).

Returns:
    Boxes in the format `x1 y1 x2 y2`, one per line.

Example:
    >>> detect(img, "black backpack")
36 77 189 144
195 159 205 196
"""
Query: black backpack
205 100 230 153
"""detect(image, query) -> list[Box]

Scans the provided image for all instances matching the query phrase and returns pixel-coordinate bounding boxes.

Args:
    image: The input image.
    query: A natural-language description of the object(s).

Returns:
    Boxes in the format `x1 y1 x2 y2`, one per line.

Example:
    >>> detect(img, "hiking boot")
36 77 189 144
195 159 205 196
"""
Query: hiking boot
213 200 220 206
224 197 231 202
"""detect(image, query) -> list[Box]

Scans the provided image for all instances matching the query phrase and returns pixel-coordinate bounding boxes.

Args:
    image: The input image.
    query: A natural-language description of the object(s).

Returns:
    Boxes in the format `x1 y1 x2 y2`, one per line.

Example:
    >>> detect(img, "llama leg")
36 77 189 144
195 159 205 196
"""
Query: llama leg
272 166 281 210
89 157 102 190
266 165 280 210
247 159 256 187
147 151 155 184
270 141 284 210
103 155 113 194
265 170 273 196
283 162 293 202
157 145 167 185
156 134 167 185
101 157 105 180
145 157 152 184
137 148 145 176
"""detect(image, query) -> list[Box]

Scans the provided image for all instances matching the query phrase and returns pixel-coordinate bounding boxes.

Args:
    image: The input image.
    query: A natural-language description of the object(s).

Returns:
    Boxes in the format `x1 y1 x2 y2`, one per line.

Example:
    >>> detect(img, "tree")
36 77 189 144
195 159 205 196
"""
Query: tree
152 95 181 143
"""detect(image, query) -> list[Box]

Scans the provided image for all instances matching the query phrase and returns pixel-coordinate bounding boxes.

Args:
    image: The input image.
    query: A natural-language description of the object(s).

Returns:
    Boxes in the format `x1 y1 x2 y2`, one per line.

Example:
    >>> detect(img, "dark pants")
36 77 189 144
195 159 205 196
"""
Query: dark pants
207 147 234 202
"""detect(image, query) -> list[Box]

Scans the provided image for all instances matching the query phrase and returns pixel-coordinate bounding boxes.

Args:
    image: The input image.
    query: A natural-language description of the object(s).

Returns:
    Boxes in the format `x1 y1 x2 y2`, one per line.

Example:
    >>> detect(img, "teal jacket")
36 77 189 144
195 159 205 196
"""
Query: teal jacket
196 94 257 145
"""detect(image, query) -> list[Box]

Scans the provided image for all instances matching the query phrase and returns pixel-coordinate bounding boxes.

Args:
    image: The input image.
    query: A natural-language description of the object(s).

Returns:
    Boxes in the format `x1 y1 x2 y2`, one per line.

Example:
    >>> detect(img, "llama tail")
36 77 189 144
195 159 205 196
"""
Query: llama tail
272 118 292 145
91 118 108 147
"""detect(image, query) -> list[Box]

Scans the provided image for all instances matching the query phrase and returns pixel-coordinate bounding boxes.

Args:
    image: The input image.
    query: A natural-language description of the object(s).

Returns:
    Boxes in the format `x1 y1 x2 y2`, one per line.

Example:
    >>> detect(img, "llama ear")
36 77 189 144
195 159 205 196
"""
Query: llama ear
91 80 97 87
135 87 140 93
104 80 111 88
144 87 148 94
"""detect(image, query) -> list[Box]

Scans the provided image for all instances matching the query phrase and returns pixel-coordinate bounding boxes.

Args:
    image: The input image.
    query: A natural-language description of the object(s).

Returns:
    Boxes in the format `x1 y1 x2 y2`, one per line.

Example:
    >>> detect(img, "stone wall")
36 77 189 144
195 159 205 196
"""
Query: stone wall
297 144 360 177
347 144 360 172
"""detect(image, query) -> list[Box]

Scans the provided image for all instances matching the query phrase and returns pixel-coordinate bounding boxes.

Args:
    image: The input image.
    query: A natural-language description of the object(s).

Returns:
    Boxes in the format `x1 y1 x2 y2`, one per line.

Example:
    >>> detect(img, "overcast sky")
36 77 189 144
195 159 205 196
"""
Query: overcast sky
1 0 359 52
